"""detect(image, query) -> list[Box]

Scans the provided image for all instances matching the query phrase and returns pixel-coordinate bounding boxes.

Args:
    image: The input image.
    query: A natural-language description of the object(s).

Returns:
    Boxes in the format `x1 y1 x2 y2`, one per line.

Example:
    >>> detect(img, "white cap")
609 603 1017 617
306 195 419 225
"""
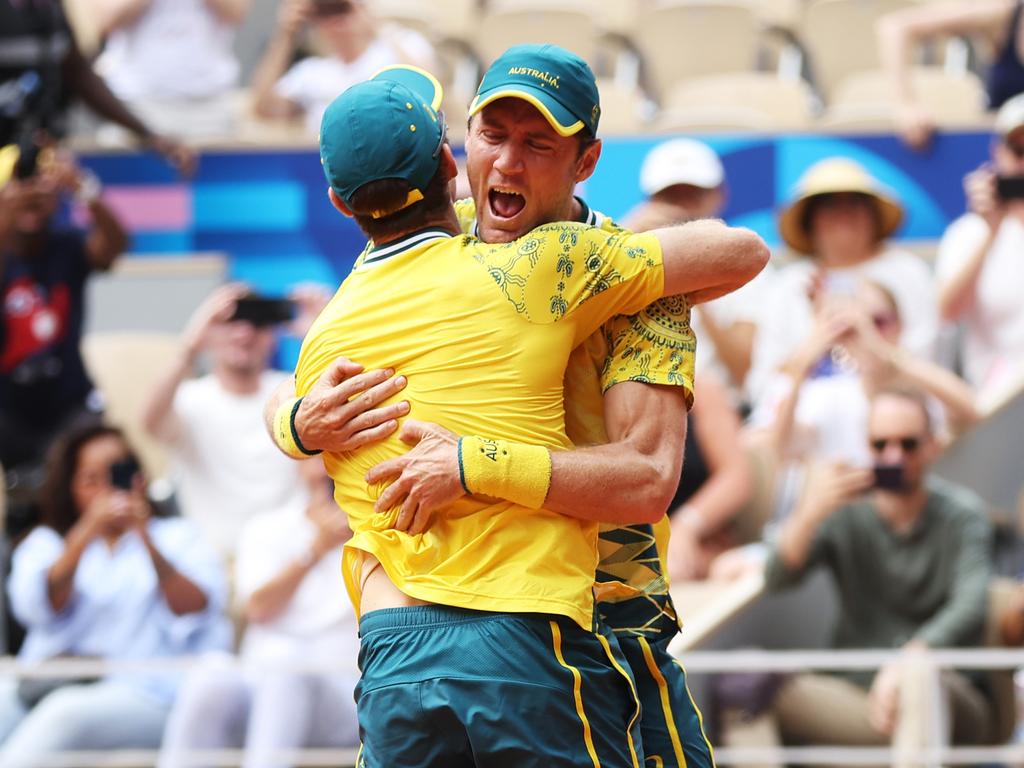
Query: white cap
995 93 1024 136
639 138 724 196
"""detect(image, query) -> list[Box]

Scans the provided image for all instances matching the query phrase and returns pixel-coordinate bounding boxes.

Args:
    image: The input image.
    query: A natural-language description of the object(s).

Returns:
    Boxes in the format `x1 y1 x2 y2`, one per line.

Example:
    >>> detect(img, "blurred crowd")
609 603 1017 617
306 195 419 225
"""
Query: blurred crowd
4 0 1024 765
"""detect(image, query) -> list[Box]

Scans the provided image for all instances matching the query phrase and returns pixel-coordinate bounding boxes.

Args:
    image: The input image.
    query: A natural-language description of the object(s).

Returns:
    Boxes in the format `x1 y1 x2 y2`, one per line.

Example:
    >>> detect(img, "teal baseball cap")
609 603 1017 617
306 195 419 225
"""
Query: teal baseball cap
319 65 446 216
469 44 600 137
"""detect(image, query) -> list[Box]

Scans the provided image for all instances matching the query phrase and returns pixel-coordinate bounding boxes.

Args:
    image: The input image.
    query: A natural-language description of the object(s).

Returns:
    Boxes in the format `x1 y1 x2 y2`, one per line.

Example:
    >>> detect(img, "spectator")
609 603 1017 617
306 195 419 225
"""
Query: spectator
665 371 752 582
878 0 1023 150
94 0 250 139
159 461 360 767
0 423 229 766
936 93 1024 406
0 0 193 173
725 389 994 754
0 147 127 534
755 278 978 468
747 157 937 407
250 0 437 135
140 284 326 558
622 138 769 395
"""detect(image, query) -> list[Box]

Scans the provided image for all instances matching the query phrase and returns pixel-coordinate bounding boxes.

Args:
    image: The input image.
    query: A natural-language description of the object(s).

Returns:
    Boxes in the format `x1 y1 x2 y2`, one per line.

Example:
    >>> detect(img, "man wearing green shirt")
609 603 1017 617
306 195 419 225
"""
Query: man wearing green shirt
763 387 993 750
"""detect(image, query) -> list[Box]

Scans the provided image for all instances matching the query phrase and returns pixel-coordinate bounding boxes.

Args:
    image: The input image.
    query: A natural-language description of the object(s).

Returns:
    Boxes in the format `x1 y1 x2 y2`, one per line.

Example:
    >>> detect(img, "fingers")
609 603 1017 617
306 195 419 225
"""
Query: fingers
398 419 431 445
374 473 409 515
366 456 406 487
394 493 419 533
313 356 365 390
334 371 407 412
409 501 434 536
343 418 402 451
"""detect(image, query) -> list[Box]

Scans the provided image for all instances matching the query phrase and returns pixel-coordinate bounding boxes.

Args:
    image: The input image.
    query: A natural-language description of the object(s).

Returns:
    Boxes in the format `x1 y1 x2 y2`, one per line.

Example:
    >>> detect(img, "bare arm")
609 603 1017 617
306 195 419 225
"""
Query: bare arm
94 0 152 36
84 196 128 271
140 284 248 443
139 526 208 615
671 373 750 537
654 220 769 305
204 0 251 25
366 380 690 533
250 0 309 120
877 0 1012 148
46 522 98 613
888 348 980 432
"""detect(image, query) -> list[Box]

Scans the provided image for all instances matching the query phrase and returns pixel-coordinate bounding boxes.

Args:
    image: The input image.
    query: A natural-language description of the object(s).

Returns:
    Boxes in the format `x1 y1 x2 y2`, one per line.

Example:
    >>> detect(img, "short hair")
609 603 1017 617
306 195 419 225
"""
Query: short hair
871 387 933 436
348 163 451 242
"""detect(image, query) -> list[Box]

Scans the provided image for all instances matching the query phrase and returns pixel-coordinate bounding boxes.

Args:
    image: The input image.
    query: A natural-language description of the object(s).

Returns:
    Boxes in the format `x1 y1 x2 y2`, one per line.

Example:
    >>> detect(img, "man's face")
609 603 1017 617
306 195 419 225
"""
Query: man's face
465 98 601 243
867 394 935 495
652 183 724 221
7 178 59 236
206 319 276 375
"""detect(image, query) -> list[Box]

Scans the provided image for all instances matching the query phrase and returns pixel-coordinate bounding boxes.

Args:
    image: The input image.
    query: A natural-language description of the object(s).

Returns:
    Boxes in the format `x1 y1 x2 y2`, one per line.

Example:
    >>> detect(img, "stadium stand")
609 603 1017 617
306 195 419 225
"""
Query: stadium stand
658 72 817 131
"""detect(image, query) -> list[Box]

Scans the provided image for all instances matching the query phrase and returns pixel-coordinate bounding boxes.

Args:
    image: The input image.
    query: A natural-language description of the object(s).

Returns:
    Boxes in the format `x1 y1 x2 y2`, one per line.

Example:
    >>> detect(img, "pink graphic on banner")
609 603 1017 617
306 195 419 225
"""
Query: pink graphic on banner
80 186 193 232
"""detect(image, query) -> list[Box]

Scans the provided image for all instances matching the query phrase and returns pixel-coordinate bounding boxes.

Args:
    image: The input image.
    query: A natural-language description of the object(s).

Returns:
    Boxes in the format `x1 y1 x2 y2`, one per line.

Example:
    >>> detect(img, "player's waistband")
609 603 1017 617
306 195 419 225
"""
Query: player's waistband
359 605 568 636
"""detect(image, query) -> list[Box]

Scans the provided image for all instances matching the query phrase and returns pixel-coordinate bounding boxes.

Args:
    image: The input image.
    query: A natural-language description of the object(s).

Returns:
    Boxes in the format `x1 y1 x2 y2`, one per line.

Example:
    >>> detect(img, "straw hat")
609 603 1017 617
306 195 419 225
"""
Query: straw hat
778 158 904 255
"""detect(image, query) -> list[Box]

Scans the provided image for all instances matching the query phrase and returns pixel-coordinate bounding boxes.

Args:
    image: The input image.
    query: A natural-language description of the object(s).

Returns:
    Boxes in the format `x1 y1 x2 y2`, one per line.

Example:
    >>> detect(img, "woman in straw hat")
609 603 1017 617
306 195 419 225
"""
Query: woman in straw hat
745 157 938 406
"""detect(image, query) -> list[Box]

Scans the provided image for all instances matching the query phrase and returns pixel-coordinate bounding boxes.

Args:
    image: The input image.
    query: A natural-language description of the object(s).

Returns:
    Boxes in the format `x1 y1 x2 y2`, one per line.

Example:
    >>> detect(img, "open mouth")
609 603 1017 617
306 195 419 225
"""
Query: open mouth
488 187 526 219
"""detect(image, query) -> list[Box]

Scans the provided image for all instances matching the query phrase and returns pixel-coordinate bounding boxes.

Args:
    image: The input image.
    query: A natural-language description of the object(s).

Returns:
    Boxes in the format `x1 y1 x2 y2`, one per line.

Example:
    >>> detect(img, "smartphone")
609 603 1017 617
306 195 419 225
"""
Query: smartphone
996 176 1024 201
229 296 296 327
872 464 905 492
110 458 140 491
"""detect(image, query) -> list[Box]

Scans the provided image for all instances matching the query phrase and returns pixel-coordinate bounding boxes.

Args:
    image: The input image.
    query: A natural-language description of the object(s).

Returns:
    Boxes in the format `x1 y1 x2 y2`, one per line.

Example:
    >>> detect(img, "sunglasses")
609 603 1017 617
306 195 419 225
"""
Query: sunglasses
870 436 921 454
313 0 353 17
871 311 898 330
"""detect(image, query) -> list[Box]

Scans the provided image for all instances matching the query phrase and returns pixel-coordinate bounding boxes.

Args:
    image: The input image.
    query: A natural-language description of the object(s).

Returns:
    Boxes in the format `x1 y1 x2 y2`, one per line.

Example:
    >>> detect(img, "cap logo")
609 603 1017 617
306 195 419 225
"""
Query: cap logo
508 66 560 89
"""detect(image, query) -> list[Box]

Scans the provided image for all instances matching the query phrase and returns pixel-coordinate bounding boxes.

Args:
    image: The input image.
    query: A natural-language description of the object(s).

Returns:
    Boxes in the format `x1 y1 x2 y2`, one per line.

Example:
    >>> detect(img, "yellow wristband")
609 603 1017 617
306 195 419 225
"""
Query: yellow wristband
458 436 552 509
272 396 321 460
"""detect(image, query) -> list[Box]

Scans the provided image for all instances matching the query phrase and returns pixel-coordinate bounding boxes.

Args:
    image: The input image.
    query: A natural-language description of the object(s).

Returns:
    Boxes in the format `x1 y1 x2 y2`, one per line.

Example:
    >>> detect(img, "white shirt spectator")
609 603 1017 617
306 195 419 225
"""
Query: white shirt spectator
275 25 435 133
234 503 358 669
169 370 308 557
936 213 1024 403
747 249 937 404
97 0 240 100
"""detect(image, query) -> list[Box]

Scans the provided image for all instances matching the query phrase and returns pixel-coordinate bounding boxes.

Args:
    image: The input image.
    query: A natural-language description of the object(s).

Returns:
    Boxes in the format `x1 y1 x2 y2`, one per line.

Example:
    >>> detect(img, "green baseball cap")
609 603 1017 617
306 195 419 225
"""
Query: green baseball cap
469 44 600 137
319 65 446 215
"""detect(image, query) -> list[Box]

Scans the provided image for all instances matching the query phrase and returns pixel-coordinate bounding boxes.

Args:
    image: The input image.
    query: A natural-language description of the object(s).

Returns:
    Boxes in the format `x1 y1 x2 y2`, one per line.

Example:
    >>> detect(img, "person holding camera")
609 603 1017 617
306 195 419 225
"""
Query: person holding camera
140 283 330 558
250 0 436 134
936 93 1024 406
0 423 228 765
721 389 994 757
0 146 127 534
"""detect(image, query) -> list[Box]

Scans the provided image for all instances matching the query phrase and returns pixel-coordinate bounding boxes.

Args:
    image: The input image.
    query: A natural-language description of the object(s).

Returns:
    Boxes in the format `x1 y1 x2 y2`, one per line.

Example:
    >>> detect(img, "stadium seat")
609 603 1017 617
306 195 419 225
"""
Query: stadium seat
596 78 651 134
632 1 764 100
798 0 917 99
81 332 181 480
373 0 481 42
475 3 602 69
821 67 989 130
660 72 816 130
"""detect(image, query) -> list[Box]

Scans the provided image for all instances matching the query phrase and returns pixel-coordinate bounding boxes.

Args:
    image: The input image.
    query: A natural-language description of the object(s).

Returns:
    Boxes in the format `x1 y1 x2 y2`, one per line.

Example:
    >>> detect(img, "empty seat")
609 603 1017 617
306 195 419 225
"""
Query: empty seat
822 67 988 129
661 72 816 130
799 0 917 99
475 4 602 69
633 1 763 100
596 78 651 134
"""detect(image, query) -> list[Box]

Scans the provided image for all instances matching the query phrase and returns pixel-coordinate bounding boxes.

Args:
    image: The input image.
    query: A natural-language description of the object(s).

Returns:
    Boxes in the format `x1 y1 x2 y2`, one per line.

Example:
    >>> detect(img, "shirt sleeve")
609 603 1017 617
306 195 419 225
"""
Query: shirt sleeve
763 507 841 591
273 58 318 104
598 296 696 408
8 527 74 629
935 214 989 284
234 516 289 604
469 222 664 344
914 498 992 648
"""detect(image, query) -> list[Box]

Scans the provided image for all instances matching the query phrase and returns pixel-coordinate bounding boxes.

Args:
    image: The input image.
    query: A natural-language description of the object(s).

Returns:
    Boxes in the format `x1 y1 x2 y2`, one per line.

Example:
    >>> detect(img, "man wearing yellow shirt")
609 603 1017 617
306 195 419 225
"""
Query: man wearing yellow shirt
291 63 766 767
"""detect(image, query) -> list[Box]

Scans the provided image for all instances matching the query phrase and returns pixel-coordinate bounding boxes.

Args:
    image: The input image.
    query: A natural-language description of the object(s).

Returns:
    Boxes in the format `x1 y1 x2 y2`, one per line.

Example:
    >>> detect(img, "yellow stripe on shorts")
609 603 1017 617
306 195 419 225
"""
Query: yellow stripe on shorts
550 621 601 768
639 636 687 767
596 632 642 768
673 658 717 767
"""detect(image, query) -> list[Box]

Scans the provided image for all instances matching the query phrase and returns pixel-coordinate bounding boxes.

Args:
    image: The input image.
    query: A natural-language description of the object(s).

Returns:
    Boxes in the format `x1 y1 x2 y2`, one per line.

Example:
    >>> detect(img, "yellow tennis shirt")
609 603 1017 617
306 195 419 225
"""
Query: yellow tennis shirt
455 198 698 638
295 221 664 629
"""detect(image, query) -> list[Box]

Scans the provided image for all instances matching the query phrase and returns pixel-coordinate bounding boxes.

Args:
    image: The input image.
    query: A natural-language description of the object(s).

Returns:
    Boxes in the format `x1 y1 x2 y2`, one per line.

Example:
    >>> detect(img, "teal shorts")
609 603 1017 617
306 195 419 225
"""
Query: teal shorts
619 635 715 768
355 605 644 767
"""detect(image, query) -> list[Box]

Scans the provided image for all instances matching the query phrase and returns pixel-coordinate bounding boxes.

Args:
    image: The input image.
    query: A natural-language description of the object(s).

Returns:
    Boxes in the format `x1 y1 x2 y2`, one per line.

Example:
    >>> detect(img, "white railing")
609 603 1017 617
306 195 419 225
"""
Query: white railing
0 648 1021 767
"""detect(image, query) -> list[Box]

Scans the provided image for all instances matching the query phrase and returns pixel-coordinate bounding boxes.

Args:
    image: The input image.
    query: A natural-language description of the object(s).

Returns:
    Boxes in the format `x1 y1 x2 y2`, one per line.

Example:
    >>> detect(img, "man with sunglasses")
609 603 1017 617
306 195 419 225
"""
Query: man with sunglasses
937 92 1024 405
752 387 993 752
